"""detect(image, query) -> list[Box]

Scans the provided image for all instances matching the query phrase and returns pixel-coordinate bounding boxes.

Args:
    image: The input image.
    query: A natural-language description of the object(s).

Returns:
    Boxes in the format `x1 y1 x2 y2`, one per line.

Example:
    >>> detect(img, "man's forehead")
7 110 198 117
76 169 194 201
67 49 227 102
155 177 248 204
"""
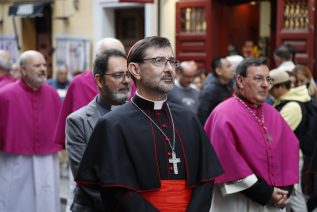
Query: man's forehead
144 46 174 57
29 54 46 64
220 58 230 65
30 54 43 60
108 56 127 69
247 64 269 74
181 63 196 74
109 55 127 63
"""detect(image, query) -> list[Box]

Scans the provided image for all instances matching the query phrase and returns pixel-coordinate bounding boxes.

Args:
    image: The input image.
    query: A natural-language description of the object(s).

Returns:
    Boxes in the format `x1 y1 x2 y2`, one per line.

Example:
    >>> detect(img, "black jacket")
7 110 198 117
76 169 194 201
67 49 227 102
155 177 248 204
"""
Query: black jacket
197 74 234 125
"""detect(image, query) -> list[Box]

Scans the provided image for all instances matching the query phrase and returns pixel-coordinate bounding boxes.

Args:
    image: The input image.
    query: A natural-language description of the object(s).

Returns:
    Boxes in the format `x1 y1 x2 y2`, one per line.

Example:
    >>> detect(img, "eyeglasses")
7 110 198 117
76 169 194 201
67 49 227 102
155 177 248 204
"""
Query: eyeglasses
103 71 131 80
141 56 179 68
249 75 274 85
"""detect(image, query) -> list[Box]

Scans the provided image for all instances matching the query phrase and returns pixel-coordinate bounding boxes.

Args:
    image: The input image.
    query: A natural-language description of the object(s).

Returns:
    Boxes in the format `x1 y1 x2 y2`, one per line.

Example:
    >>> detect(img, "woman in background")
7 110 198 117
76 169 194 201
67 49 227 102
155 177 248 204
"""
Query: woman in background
293 65 317 212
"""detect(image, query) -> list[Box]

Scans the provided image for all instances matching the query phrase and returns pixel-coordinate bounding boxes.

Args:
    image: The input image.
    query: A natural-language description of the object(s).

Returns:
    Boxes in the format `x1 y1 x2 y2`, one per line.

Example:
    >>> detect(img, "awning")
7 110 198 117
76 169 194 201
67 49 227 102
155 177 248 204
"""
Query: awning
8 2 51 17
118 0 154 3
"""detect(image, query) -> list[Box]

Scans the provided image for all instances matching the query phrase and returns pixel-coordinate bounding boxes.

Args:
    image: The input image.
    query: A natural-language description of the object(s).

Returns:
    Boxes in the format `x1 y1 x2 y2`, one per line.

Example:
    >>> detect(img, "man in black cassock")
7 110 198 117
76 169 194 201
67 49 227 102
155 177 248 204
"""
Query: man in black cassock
75 36 223 211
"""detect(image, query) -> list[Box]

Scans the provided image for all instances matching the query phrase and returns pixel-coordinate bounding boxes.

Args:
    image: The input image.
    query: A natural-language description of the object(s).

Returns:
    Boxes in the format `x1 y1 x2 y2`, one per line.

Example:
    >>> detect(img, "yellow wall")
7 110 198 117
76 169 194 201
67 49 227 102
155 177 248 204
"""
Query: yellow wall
259 1 271 37
52 0 94 70
21 19 36 51
1 0 178 68
160 0 176 51
53 0 93 37
0 3 22 40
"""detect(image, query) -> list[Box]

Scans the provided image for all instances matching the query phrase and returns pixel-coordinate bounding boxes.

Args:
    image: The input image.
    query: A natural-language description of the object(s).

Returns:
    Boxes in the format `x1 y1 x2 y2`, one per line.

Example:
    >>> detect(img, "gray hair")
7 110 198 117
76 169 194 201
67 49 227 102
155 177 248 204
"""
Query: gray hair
0 57 12 72
235 57 267 77
93 49 126 76
19 53 31 67
0 50 12 72
19 50 43 67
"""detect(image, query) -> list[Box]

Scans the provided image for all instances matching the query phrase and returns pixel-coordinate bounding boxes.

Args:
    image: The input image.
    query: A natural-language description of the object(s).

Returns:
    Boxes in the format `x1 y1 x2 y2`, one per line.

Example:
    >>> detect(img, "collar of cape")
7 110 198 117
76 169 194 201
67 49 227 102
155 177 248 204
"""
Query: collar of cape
133 92 167 110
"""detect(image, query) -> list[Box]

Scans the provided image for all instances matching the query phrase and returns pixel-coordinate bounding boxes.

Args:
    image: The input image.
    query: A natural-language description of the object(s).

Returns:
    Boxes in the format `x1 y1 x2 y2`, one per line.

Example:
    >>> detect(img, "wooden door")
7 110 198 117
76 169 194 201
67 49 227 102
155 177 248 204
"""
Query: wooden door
115 8 145 54
36 4 53 78
275 0 316 77
175 1 212 72
175 0 261 73
21 4 52 78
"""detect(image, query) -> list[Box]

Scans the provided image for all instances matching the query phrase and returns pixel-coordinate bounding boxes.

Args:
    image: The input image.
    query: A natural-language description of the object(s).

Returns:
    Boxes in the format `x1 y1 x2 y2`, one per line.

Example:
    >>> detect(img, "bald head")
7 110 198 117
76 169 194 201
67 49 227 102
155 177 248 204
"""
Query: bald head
56 65 68 83
177 61 198 87
180 61 197 73
19 50 47 90
19 50 40 67
0 50 12 72
95 38 125 56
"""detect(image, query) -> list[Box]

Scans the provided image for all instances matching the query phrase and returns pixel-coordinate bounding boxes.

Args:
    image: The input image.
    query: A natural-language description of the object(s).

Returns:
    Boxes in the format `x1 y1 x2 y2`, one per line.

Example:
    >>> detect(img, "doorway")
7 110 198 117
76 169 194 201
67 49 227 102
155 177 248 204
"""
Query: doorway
115 8 145 53
21 3 53 77
212 0 263 57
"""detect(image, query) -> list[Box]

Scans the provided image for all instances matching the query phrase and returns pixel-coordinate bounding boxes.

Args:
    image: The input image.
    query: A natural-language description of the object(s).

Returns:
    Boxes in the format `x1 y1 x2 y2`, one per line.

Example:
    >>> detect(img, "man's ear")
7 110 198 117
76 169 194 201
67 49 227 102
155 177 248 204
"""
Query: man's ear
215 67 222 76
236 75 244 89
128 63 141 80
94 74 104 89
20 67 26 77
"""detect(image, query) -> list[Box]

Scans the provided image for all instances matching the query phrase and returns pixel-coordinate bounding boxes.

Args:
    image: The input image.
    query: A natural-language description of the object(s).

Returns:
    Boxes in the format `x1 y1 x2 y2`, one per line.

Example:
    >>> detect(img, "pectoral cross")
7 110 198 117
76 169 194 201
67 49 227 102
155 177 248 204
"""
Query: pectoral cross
169 151 181 175
267 133 272 142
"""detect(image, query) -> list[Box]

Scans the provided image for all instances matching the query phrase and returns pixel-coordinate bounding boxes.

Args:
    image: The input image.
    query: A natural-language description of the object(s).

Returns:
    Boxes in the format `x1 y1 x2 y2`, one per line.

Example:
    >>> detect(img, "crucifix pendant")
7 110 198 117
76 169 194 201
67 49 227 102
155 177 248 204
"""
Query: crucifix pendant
266 133 272 142
168 151 181 175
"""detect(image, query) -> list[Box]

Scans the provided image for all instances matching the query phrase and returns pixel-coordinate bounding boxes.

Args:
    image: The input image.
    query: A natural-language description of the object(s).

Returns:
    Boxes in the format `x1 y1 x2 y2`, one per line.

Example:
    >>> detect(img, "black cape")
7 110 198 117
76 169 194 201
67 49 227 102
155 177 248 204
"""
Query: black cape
76 95 223 211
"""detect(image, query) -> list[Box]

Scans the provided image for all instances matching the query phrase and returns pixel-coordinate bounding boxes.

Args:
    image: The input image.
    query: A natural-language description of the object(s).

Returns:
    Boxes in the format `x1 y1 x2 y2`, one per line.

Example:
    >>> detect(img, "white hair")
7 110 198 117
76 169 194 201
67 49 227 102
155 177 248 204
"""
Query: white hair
0 50 12 72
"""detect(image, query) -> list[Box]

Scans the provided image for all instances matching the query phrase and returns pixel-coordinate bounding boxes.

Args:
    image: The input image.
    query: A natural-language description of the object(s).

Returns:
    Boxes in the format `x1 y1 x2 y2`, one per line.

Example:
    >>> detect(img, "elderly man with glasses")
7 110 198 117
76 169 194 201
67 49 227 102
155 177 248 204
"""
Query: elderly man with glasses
205 57 300 212
75 36 223 211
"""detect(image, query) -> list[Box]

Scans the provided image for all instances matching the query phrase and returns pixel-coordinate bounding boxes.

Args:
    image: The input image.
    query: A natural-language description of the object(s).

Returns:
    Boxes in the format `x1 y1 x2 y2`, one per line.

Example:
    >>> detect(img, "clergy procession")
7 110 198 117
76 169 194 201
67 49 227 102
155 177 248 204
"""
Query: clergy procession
1 36 317 212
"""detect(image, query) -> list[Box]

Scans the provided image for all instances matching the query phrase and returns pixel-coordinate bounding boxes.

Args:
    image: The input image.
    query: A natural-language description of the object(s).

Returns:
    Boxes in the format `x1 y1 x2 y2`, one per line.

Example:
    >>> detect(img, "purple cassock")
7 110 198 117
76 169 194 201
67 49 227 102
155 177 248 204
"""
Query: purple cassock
54 70 98 147
0 80 62 154
0 74 16 88
204 97 299 187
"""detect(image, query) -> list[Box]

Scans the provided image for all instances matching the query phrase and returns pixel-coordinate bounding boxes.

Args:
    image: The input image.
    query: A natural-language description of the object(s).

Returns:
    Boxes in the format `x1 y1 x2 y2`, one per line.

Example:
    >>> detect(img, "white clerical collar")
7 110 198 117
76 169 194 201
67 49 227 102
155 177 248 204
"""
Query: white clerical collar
135 91 166 110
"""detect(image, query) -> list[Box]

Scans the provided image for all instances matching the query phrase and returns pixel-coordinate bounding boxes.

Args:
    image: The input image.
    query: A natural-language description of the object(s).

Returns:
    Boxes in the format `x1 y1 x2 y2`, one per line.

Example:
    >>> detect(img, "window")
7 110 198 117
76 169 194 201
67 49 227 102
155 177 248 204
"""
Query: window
180 7 206 33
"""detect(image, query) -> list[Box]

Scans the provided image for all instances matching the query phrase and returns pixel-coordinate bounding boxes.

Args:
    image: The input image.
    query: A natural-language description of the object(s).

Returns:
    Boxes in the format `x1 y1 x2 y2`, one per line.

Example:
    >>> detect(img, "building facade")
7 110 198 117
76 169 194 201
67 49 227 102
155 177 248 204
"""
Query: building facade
0 0 316 78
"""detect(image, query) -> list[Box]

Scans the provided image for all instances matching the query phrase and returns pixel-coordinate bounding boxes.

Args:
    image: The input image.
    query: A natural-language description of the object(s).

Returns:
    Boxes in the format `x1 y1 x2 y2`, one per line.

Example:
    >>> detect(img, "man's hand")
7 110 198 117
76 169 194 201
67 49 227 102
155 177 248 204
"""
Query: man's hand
269 187 289 208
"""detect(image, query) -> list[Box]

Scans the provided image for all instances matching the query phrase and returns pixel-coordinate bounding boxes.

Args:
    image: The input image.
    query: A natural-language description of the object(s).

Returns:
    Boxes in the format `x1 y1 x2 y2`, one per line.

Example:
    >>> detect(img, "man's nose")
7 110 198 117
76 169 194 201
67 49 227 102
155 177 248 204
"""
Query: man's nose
40 65 47 72
262 79 270 87
164 60 175 70
122 74 131 83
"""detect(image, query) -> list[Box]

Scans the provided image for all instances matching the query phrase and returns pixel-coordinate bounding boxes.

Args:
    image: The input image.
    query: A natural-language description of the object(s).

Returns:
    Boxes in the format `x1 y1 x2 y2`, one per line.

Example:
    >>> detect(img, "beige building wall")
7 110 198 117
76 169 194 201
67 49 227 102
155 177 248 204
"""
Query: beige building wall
0 3 22 46
160 0 176 51
1 0 178 68
52 0 94 72
0 4 17 35
0 1 94 70
53 0 93 37
259 1 271 37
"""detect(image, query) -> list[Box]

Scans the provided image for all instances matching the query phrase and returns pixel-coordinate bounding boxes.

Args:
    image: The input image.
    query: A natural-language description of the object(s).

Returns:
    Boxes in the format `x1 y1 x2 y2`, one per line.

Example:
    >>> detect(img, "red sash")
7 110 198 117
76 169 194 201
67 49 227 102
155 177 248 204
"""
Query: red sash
140 180 191 212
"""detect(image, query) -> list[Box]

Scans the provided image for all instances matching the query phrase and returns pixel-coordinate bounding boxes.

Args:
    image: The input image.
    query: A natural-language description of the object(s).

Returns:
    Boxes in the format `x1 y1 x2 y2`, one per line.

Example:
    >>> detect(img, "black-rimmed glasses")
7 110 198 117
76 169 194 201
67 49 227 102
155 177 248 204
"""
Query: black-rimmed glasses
140 56 179 68
103 71 131 80
248 75 274 85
